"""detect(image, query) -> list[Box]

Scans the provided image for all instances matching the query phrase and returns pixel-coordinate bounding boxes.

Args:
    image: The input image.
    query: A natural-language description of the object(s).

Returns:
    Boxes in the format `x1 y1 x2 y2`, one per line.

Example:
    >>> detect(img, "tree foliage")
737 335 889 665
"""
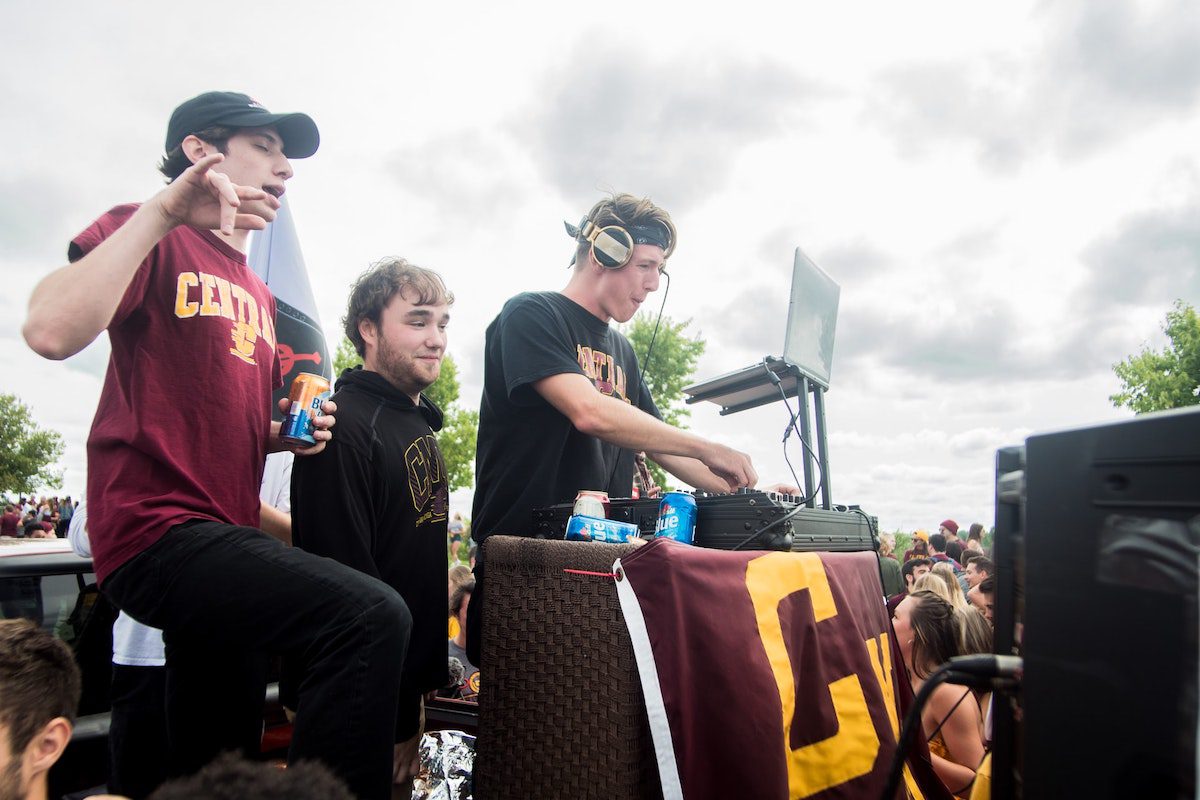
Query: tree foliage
332 336 360 376
0 394 65 495
330 336 478 491
620 313 707 490
1111 300 1200 414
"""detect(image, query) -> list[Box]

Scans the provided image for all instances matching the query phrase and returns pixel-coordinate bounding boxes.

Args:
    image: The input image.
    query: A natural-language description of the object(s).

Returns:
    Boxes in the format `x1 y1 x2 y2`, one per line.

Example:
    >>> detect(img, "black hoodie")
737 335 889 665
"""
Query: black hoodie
290 366 448 739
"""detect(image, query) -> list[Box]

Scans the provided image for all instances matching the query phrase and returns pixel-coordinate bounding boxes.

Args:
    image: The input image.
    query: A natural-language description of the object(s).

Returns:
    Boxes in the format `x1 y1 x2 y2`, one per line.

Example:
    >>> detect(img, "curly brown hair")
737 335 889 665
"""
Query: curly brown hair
343 257 455 357
0 619 81 757
573 193 677 267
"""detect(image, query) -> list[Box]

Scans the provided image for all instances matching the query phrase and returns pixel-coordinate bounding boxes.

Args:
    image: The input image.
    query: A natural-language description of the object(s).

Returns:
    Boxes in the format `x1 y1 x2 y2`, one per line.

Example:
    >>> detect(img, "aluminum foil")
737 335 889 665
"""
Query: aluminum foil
411 729 475 800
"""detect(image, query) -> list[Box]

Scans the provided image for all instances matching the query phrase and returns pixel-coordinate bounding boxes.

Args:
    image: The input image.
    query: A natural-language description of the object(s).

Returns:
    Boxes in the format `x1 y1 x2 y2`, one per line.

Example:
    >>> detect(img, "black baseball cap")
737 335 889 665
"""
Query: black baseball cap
165 91 320 159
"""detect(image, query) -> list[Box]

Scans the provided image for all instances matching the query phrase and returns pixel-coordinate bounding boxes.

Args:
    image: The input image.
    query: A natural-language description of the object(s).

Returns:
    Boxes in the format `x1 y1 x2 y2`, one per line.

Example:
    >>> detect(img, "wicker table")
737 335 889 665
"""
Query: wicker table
474 536 662 799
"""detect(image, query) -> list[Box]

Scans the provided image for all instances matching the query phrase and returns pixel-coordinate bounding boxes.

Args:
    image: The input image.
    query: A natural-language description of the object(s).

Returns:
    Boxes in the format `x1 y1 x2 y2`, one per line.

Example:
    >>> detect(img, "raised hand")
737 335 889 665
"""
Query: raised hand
151 153 280 235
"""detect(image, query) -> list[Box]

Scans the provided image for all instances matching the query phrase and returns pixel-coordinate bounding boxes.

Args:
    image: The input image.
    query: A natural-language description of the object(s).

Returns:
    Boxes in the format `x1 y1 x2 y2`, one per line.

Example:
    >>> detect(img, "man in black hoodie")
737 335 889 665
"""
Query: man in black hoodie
290 258 453 789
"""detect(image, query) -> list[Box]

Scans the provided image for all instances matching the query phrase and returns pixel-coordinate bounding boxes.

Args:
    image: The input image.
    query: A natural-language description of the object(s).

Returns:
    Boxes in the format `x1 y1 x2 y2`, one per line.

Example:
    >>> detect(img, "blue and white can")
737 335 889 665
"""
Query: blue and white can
565 514 639 544
654 491 697 544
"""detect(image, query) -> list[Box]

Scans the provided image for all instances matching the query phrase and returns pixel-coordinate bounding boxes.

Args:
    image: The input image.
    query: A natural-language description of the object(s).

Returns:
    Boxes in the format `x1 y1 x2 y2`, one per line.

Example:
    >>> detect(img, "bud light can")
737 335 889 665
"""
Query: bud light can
655 491 697 544
280 372 331 448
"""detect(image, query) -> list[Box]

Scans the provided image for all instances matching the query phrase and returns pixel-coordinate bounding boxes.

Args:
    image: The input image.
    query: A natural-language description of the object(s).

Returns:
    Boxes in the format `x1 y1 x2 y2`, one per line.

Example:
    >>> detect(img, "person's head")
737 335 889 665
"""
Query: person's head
930 562 968 610
0 620 81 800
939 519 959 538
911 573 952 605
969 576 996 625
158 91 319 183
147 752 353 800
344 258 454 403
958 605 993 656
965 556 994 588
448 564 472 603
910 538 928 557
893 590 959 678
928 532 947 554
565 193 676 323
878 533 895 558
450 577 475 631
902 557 932 590
944 538 964 564
967 522 984 541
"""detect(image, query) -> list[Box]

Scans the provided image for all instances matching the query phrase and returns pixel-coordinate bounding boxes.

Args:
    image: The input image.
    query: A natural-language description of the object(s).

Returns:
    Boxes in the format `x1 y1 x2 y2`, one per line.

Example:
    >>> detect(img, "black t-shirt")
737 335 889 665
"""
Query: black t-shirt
471 292 660 541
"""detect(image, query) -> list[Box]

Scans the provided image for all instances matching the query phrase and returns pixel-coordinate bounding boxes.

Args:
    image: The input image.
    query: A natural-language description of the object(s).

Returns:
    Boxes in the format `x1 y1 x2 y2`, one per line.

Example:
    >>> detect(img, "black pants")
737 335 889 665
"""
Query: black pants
103 520 411 800
109 664 167 799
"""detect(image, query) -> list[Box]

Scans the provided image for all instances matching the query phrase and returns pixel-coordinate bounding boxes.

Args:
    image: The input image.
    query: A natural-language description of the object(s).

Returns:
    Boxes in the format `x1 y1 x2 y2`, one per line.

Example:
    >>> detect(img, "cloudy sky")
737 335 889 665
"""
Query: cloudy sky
3 1 1197 532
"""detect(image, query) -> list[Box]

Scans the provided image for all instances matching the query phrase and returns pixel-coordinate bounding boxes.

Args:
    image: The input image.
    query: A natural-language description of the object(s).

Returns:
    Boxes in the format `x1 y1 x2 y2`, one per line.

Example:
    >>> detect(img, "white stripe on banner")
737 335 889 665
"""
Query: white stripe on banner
613 557 684 800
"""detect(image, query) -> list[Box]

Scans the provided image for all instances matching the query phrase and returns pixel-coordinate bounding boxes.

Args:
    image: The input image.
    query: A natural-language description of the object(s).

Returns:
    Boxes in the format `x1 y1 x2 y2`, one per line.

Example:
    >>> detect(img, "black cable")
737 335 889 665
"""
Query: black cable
729 364 824 551
604 270 671 494
880 656 1022 800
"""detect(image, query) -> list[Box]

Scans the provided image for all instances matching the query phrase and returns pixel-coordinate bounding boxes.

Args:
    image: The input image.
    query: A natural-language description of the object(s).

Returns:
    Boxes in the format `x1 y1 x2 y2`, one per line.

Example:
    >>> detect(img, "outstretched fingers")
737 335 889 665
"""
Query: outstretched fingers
206 170 240 235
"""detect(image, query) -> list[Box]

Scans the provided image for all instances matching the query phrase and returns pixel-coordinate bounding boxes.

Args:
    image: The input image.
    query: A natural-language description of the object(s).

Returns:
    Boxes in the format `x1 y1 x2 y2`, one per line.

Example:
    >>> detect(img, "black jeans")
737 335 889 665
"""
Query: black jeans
109 664 168 799
103 520 411 800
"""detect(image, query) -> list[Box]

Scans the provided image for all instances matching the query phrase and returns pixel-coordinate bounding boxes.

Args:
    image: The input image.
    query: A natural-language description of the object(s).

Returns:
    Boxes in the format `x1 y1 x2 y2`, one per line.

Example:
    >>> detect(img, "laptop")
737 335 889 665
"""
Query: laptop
683 246 840 415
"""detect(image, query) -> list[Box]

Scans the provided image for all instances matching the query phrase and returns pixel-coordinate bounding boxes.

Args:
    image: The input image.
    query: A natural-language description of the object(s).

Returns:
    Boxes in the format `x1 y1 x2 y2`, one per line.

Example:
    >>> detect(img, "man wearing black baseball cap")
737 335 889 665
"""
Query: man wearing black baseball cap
23 93 409 800
165 91 320 159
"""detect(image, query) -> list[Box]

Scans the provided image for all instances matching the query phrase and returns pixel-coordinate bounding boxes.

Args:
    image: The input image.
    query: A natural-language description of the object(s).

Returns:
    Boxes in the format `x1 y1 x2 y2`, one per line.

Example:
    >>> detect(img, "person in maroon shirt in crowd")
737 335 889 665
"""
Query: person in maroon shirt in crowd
0 506 19 537
22 91 409 800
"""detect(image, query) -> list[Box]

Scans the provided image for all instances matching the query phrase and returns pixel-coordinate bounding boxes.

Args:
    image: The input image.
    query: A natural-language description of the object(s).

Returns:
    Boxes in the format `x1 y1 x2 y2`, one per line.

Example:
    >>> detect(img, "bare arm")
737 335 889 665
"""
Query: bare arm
258 501 292 546
23 153 278 360
926 685 985 794
534 372 757 491
647 453 734 493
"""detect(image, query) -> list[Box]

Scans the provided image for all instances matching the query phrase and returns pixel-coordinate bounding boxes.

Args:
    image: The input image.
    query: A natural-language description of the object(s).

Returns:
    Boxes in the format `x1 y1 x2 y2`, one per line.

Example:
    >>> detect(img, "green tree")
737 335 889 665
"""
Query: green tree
330 336 478 491
332 336 360 375
0 394 65 495
423 354 479 492
1111 300 1200 414
620 313 707 490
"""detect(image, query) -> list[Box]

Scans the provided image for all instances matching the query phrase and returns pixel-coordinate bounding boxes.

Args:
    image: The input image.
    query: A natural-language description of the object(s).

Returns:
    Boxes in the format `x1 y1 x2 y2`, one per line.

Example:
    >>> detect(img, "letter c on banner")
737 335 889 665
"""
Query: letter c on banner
745 552 880 798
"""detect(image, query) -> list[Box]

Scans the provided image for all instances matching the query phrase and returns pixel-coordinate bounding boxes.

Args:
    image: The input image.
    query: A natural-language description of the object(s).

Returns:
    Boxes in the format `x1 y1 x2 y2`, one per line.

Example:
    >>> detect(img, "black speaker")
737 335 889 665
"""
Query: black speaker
994 407 1200 798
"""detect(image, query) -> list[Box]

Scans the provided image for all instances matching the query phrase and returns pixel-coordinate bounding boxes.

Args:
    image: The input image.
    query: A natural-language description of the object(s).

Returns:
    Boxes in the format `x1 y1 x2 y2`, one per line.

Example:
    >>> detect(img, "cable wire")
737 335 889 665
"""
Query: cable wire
604 270 671 493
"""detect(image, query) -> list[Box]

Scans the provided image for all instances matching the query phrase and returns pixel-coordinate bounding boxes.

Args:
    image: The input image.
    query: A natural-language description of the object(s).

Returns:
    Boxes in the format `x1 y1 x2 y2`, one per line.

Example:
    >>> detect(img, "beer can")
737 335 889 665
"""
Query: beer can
280 372 332 448
573 490 609 519
654 491 697 545
565 514 639 544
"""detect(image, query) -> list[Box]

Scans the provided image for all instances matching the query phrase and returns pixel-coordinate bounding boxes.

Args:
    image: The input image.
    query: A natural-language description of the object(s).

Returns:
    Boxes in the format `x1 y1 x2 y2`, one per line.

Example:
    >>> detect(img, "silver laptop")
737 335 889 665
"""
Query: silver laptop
683 246 840 414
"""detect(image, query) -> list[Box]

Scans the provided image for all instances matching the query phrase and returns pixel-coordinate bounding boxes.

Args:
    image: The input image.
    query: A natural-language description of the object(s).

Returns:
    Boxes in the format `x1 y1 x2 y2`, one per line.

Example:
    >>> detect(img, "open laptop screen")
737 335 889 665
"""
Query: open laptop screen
783 246 840 390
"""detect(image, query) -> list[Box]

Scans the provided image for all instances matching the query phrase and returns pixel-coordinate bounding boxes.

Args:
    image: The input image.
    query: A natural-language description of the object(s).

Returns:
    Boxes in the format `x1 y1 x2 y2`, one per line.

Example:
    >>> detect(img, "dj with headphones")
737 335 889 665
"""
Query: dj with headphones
467 192 760 665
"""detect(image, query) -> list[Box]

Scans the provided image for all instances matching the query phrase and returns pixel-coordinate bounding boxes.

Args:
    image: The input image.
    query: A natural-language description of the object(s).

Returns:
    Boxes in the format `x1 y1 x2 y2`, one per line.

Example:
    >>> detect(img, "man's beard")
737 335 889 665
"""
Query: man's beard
377 337 437 397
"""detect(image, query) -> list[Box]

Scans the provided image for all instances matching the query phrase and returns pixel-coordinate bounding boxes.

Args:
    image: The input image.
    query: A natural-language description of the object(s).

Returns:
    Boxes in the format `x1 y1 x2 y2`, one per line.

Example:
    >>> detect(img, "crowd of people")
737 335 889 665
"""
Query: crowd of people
879 518 998 798
0 496 76 539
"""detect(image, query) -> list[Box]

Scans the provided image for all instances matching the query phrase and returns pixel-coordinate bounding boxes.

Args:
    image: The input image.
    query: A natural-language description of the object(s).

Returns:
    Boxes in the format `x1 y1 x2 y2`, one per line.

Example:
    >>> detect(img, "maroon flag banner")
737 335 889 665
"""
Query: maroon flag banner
614 539 950 800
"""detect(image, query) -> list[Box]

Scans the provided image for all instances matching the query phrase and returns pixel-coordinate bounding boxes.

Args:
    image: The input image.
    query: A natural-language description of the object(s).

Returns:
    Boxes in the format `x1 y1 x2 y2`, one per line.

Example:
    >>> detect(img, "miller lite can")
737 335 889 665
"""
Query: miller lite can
655 491 697 545
280 372 331 448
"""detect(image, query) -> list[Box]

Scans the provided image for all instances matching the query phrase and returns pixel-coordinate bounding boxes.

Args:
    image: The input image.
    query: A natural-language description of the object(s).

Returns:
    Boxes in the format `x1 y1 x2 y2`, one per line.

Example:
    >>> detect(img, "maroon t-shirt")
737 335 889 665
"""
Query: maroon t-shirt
72 204 282 583
0 513 18 537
